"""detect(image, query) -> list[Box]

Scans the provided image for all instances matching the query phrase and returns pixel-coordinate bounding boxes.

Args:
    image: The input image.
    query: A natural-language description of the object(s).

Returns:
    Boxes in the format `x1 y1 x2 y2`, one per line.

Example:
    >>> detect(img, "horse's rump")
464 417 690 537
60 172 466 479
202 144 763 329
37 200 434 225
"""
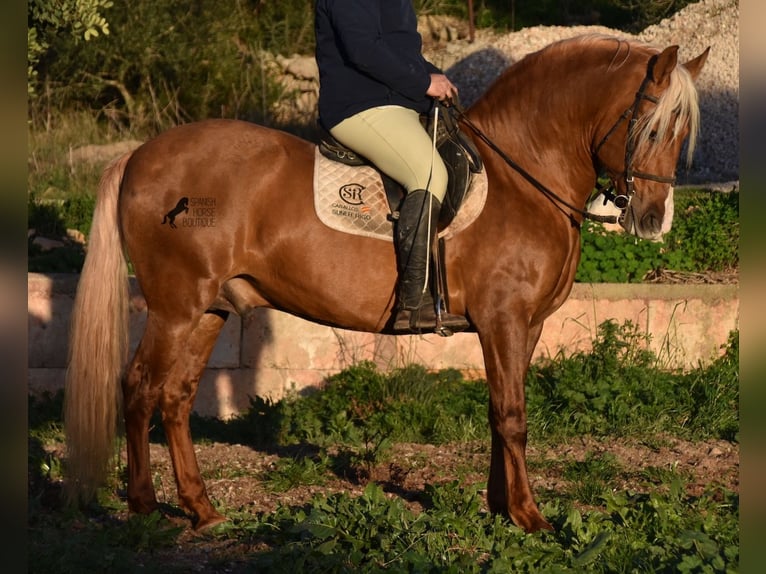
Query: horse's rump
119 119 404 332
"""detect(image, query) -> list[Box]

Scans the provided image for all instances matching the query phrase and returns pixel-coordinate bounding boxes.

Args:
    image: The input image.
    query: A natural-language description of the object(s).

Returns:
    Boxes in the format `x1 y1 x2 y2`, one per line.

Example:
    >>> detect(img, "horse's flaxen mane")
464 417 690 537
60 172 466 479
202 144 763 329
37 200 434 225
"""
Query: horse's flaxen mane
633 53 700 166
544 34 701 165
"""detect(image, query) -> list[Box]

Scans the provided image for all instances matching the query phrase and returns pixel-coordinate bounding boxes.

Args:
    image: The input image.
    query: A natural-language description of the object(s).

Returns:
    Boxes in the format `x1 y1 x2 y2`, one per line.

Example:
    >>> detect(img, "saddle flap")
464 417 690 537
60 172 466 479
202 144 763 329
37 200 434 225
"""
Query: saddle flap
425 102 484 174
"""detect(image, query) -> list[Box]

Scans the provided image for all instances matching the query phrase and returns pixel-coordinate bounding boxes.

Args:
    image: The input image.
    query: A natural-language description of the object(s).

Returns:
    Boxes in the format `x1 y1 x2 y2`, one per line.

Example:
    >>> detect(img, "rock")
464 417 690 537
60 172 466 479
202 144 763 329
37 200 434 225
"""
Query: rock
284 56 318 81
32 237 65 252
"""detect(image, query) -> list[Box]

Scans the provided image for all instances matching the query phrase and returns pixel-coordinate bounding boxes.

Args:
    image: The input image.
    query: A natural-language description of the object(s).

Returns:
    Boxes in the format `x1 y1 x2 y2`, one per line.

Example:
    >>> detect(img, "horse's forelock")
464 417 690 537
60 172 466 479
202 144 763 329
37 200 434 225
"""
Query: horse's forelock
632 58 701 166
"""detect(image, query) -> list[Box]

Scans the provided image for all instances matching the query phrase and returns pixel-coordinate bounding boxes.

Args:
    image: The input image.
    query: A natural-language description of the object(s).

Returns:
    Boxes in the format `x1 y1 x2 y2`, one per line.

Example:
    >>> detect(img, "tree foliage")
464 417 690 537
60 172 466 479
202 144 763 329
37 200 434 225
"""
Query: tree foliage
29 0 316 133
28 0 113 95
28 0 696 130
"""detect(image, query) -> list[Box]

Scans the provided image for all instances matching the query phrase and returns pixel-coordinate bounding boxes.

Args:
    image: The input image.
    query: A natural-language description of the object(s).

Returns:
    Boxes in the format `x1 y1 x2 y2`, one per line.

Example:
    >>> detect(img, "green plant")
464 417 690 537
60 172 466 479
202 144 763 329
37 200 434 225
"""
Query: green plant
577 220 665 282
27 193 95 272
28 0 113 95
526 321 739 441
273 362 490 448
160 322 739 456
263 454 330 493
214 479 737 573
676 331 739 442
663 190 739 272
576 189 739 283
562 452 621 505
30 0 300 132
28 193 96 237
27 323 739 573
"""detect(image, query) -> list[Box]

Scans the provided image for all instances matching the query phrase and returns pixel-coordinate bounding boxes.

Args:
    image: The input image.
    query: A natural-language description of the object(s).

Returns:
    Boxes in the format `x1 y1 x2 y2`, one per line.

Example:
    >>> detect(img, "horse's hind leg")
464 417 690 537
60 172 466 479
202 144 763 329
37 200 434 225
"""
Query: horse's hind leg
122 314 191 516
122 310 226 528
158 310 228 529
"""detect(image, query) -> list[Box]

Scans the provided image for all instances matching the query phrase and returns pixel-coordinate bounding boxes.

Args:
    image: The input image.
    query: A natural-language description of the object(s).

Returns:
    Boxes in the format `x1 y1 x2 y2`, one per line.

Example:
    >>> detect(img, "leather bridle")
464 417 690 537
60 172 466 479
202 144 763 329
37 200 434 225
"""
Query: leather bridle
592 70 677 224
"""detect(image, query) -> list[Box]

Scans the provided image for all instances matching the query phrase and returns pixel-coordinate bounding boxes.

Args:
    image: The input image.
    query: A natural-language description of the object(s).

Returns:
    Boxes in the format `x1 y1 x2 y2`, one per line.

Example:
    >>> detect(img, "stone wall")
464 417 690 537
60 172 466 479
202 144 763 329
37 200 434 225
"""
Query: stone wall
28 274 739 419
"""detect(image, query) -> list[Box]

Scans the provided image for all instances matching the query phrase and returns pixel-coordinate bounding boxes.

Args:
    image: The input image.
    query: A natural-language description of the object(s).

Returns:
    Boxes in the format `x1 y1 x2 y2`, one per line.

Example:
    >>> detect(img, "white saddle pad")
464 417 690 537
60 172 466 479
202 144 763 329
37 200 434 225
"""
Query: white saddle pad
312 148 487 242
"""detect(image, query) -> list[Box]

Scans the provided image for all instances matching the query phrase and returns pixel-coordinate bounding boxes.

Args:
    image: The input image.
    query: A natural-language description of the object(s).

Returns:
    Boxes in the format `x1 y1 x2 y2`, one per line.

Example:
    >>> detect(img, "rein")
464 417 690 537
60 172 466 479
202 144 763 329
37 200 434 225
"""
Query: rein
451 61 675 228
453 103 616 226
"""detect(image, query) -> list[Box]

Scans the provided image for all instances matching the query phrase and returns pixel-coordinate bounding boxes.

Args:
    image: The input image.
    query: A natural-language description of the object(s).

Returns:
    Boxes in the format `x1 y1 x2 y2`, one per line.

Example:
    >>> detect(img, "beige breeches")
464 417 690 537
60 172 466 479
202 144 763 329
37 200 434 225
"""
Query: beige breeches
330 105 448 201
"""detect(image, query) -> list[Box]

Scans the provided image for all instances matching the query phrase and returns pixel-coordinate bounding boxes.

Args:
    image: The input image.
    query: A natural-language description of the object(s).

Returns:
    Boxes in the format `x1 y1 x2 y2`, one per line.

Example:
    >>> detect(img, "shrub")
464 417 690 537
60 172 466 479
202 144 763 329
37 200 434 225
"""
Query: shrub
526 321 739 441
662 189 739 272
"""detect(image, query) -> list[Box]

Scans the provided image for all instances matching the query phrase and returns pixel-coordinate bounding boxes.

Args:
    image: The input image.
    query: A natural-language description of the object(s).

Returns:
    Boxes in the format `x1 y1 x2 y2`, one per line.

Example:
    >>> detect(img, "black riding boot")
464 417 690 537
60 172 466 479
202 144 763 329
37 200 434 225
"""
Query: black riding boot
392 189 469 334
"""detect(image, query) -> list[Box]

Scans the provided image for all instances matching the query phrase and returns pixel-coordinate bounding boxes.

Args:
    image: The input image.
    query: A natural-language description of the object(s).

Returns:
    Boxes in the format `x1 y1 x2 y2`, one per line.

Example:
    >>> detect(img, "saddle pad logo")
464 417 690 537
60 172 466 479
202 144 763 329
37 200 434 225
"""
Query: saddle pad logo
339 183 365 205
314 152 392 240
331 183 375 222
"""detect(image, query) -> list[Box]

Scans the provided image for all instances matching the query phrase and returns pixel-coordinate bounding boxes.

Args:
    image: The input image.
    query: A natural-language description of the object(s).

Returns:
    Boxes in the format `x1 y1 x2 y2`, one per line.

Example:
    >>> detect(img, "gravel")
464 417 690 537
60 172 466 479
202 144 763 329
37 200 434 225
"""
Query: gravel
428 0 739 184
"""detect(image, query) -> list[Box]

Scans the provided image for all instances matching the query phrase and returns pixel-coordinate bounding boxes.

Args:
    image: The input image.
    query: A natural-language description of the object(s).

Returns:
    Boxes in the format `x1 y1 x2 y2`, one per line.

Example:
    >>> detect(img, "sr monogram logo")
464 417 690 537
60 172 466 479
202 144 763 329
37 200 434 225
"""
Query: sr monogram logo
338 183 365 205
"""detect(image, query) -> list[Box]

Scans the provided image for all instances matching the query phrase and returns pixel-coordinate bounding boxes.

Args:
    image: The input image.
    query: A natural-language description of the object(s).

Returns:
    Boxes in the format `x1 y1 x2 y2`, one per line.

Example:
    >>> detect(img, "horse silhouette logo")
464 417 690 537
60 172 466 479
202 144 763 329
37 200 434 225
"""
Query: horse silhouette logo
162 197 189 229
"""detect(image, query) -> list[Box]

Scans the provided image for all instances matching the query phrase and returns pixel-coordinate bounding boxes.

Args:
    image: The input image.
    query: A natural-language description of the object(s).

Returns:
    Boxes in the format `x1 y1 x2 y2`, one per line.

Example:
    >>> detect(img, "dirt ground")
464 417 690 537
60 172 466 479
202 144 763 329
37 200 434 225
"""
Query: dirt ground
95 434 732 568
30 420 738 574
137 434 738 521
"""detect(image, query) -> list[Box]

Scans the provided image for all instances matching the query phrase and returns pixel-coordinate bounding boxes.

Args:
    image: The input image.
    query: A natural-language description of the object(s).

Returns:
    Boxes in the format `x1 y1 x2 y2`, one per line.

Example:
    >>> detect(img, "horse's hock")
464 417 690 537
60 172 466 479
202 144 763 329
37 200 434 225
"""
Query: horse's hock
28 273 739 419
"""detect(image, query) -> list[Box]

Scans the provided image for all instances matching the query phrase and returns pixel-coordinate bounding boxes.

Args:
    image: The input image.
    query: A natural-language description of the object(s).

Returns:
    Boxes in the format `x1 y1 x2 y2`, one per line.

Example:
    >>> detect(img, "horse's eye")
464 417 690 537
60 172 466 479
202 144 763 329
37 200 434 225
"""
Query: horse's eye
649 130 658 142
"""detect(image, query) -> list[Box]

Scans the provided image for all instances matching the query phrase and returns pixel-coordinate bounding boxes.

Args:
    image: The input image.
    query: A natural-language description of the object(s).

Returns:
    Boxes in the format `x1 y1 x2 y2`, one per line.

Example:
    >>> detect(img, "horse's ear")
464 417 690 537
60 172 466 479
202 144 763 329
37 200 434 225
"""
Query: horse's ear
651 45 679 86
683 46 710 81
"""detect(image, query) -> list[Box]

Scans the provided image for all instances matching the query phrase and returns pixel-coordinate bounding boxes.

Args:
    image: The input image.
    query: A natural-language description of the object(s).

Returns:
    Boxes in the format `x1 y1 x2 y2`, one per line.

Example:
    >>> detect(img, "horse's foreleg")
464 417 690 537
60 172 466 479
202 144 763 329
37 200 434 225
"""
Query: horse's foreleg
482 321 553 532
159 311 227 530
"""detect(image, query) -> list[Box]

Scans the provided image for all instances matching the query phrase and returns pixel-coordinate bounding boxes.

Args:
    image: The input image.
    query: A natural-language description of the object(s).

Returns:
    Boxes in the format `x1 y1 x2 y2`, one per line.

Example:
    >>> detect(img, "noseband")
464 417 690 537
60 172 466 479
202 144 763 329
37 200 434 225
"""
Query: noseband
592 70 677 224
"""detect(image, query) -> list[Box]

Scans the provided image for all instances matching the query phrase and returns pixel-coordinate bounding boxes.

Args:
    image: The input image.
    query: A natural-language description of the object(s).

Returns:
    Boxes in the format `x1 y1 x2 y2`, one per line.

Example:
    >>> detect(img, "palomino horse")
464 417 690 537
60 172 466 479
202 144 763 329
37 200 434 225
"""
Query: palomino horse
64 35 708 532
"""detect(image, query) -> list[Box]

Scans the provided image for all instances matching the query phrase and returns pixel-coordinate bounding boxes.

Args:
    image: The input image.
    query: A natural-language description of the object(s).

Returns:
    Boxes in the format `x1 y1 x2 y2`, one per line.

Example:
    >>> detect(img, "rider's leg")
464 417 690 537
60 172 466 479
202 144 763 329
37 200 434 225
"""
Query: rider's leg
331 106 469 333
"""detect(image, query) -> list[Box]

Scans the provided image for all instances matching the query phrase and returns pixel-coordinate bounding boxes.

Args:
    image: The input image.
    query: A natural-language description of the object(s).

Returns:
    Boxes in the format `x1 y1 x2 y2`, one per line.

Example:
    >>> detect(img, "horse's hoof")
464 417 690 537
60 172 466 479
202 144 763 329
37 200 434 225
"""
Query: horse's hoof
194 513 228 531
525 516 555 533
534 518 555 532
128 499 160 515
512 511 555 533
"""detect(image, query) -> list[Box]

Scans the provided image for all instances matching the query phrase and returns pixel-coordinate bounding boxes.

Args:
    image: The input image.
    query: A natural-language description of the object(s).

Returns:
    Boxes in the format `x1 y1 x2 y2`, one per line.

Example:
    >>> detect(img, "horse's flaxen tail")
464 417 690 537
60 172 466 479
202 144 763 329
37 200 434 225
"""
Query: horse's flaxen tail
63 151 133 507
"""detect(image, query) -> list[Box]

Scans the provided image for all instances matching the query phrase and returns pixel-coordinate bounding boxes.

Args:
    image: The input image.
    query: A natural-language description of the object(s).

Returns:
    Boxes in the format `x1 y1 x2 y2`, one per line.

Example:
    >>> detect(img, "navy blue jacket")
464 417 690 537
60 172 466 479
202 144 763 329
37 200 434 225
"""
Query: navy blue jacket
315 0 441 130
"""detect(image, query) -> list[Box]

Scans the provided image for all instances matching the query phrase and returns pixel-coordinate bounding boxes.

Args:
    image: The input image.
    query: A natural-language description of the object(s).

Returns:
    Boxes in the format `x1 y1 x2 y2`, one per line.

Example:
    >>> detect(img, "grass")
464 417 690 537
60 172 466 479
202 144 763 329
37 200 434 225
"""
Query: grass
27 111 138 272
27 111 133 200
527 322 739 442
562 452 621 505
262 454 330 493
27 321 739 572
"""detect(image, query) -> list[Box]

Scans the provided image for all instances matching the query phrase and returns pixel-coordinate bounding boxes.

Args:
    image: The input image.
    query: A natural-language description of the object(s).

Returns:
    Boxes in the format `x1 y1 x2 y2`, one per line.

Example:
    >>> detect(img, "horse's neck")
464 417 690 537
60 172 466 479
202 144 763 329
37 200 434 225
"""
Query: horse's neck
467 83 598 211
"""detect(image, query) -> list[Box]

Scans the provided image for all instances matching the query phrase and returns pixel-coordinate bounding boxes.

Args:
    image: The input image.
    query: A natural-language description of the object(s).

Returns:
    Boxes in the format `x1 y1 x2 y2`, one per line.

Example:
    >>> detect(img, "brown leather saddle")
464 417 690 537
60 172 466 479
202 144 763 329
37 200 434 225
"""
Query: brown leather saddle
318 103 483 230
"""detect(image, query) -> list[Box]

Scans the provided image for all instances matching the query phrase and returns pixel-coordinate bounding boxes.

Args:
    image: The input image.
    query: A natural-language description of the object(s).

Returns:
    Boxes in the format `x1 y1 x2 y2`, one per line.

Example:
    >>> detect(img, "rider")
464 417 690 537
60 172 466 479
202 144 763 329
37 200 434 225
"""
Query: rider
315 0 470 334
